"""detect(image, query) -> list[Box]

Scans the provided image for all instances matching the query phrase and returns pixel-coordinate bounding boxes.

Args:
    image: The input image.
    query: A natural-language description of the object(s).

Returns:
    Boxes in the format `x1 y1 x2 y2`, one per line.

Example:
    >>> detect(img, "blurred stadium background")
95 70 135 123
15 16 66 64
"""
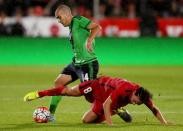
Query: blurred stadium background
0 0 183 37
0 0 183 131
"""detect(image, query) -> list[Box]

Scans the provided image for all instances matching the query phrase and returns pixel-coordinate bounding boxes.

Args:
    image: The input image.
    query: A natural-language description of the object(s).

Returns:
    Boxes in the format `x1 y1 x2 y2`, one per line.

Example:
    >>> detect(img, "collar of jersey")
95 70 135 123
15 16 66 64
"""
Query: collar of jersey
69 15 81 30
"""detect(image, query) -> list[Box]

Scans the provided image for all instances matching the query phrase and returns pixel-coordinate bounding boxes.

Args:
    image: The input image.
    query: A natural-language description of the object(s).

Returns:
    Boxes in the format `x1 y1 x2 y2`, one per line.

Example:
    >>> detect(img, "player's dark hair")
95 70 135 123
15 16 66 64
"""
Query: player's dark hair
135 87 153 104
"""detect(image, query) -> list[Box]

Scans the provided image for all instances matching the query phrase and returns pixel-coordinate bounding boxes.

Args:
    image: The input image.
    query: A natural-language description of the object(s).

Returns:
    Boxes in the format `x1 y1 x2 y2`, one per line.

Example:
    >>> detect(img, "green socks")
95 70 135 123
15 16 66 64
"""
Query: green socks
49 96 62 114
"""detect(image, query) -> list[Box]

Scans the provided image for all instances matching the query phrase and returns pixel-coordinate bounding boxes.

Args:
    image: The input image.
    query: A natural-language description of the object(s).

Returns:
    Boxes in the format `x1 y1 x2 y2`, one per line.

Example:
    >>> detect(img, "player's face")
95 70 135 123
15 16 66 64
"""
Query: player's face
130 93 142 105
55 11 68 27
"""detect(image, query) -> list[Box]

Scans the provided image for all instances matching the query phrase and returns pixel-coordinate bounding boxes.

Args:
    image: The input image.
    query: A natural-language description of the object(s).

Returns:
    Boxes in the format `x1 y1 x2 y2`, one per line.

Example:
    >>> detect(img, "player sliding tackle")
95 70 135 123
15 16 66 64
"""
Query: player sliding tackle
24 76 168 125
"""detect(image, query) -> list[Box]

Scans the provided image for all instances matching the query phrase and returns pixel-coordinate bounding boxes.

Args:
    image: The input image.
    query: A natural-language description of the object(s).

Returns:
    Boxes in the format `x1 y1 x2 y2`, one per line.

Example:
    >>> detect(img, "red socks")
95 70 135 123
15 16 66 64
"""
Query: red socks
38 85 65 97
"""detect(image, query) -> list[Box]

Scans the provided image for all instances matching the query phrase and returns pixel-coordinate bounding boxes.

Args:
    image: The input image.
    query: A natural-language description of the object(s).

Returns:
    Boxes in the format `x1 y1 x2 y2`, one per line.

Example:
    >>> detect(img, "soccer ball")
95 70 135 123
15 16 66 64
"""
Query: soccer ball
33 107 51 123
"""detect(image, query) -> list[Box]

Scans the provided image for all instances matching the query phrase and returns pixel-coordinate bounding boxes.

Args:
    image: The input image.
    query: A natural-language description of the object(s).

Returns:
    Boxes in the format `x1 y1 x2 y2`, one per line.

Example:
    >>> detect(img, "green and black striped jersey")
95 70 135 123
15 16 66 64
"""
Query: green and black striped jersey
69 16 97 65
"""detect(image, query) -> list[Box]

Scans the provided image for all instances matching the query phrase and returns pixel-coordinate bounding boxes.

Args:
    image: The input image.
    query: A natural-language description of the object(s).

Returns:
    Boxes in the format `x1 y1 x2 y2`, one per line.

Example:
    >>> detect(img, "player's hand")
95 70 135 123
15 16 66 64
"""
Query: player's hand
161 120 174 126
107 123 113 126
86 39 93 52
166 121 175 126
106 121 113 126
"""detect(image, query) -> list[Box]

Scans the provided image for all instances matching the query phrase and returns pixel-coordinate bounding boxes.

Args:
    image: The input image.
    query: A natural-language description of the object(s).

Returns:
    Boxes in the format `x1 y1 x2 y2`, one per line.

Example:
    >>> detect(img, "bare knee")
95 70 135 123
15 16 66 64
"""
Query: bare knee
54 79 63 87
81 110 97 124
82 117 93 124
54 74 72 87
82 118 87 123
82 113 90 123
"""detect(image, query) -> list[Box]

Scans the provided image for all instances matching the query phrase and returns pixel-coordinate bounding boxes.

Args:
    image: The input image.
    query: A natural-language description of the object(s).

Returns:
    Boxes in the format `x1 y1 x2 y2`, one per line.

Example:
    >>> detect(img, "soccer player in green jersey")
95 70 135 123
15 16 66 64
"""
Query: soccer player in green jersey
48 4 102 121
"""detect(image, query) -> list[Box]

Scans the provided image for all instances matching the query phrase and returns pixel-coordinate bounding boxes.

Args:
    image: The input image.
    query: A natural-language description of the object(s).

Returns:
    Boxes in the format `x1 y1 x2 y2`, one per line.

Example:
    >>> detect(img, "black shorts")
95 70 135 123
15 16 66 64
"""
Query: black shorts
61 60 99 82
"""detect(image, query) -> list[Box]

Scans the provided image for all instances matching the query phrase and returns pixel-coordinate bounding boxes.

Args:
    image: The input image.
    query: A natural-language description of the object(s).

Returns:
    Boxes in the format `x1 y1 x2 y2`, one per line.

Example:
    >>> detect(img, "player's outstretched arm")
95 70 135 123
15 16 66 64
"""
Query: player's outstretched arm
103 96 113 126
146 101 168 125
151 105 168 125
86 22 102 52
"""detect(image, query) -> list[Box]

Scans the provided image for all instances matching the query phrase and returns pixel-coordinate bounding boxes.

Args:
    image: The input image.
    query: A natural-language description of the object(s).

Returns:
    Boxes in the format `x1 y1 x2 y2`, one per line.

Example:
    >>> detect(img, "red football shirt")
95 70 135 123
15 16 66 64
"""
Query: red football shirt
79 76 153 120
79 76 140 108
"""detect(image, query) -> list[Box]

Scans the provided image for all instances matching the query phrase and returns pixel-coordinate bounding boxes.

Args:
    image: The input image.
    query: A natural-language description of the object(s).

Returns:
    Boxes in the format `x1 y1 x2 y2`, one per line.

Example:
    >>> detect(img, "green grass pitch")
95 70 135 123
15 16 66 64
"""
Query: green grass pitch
0 66 183 131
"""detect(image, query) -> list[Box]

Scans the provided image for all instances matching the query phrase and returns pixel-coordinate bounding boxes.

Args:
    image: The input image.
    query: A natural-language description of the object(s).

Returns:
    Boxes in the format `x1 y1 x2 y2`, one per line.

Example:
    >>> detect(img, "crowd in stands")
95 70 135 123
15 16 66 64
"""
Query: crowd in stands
0 0 182 18
0 0 183 36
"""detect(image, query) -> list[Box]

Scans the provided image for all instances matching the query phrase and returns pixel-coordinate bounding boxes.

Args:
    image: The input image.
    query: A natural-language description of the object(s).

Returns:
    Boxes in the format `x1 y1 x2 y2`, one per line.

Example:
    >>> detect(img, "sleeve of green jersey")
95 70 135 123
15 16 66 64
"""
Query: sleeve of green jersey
79 16 92 29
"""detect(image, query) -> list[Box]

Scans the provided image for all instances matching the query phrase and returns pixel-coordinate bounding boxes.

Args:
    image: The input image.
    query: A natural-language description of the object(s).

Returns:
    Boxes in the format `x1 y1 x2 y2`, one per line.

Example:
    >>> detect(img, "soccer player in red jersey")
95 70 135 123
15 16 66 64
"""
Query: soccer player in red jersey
24 76 168 125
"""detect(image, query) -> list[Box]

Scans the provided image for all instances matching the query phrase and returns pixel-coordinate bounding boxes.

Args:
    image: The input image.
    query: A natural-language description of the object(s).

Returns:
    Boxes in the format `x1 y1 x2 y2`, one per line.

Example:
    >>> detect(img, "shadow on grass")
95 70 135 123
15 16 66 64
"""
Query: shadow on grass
1 122 183 130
